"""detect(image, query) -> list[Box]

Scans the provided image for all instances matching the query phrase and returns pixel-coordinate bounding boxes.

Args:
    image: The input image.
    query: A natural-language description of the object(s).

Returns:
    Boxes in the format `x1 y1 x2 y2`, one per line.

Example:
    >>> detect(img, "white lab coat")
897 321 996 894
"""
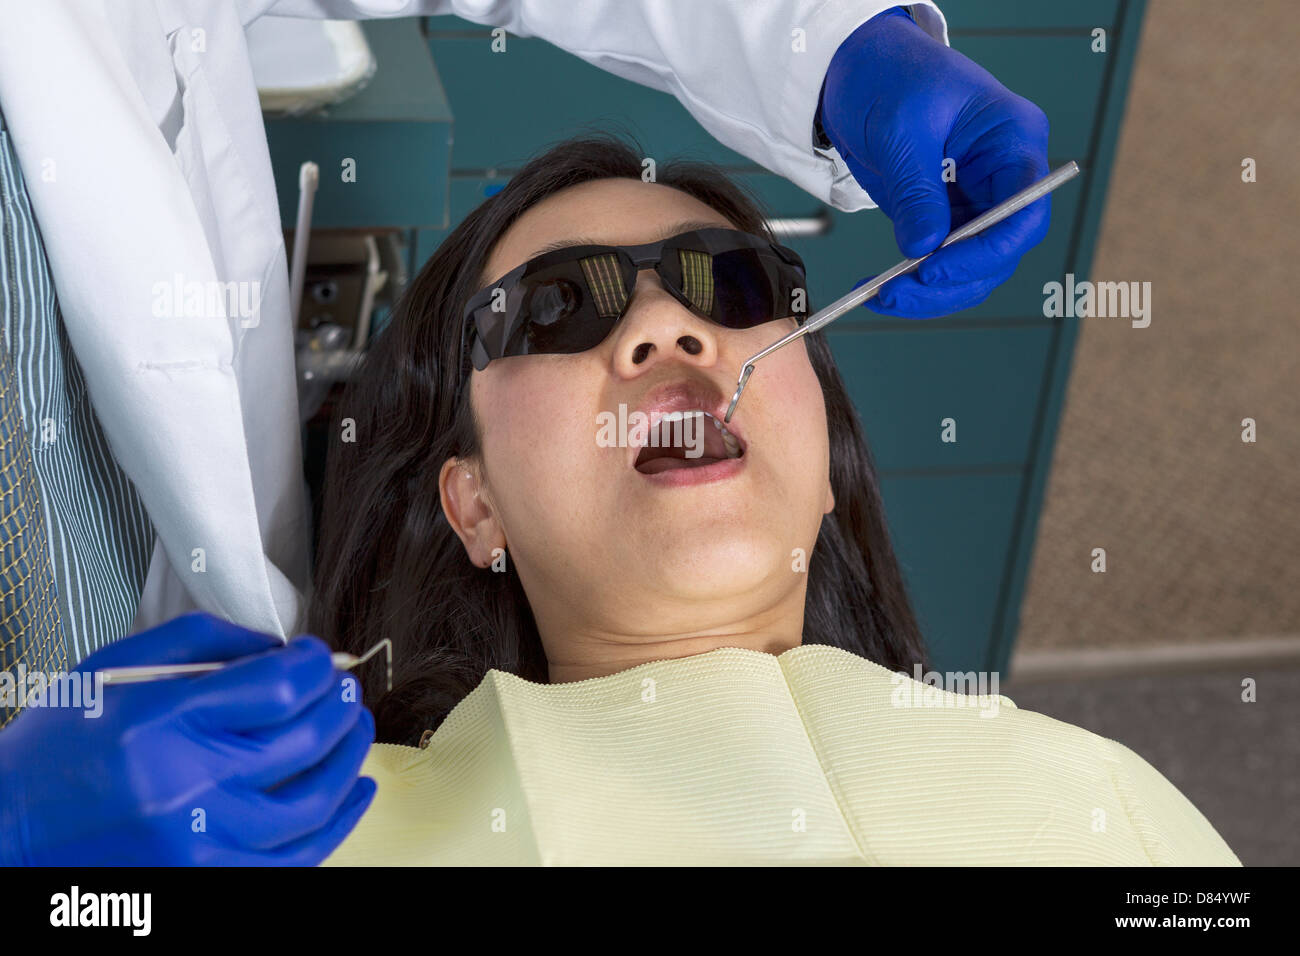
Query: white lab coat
0 0 947 641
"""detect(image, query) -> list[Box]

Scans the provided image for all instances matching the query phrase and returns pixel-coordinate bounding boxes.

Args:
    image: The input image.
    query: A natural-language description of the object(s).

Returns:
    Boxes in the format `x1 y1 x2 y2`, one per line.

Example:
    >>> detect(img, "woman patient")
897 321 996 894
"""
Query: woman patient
310 135 1238 866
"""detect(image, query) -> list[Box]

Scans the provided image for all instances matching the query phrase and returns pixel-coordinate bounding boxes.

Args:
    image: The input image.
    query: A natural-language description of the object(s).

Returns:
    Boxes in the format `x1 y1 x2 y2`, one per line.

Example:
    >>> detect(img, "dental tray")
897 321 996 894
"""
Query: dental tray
247 17 377 116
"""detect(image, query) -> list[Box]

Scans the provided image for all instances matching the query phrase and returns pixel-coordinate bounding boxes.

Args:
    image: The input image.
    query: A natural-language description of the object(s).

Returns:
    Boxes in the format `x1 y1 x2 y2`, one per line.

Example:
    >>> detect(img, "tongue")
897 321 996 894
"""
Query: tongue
634 416 734 473
636 455 725 474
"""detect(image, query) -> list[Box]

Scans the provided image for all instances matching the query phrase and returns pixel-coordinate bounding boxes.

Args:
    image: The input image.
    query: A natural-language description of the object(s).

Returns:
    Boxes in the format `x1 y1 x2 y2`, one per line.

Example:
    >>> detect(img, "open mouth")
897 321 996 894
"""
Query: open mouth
634 410 745 475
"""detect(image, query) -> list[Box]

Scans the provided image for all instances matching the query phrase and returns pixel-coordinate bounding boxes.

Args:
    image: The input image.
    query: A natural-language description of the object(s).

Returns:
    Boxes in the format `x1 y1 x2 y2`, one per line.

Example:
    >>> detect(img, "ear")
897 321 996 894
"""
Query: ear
439 458 506 568
823 477 836 516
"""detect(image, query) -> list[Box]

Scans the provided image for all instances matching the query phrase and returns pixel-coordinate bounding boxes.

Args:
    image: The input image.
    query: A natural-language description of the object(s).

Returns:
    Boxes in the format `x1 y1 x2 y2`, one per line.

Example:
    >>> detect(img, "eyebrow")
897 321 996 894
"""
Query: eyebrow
524 219 732 260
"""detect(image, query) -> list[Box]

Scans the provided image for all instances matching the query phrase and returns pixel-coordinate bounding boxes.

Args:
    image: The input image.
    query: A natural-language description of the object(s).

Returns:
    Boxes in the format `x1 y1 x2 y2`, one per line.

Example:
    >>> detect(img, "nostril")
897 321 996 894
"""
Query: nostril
632 342 654 364
678 335 702 355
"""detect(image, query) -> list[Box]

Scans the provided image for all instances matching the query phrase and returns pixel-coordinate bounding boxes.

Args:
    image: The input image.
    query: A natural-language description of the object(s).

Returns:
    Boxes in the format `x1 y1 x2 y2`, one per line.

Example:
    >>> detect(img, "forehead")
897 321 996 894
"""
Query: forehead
482 178 737 286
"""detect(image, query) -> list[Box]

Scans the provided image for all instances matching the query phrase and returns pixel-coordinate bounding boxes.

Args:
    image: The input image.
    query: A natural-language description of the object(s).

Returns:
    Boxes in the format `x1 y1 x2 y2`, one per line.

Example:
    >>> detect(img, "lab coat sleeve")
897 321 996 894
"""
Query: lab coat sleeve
245 1 950 212
1103 739 1243 866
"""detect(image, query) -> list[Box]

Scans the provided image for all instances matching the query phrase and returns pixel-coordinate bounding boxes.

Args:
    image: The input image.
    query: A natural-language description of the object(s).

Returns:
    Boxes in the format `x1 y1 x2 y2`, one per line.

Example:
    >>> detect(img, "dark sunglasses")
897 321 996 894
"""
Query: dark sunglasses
462 227 808 371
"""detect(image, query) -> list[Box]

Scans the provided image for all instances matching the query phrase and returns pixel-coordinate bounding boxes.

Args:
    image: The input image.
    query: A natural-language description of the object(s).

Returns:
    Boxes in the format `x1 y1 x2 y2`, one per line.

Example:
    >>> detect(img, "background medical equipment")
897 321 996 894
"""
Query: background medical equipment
289 161 319 329
725 162 1081 423
286 158 394 424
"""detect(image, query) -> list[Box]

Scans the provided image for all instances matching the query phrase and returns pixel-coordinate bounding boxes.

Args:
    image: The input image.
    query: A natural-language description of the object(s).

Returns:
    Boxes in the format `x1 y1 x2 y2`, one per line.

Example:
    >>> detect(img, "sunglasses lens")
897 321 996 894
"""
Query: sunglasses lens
520 254 627 355
666 242 805 329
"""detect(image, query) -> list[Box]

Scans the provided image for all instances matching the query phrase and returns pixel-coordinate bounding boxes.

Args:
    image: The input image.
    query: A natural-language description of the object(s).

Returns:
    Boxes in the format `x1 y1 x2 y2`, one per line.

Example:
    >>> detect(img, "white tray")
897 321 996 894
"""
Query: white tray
247 17 376 116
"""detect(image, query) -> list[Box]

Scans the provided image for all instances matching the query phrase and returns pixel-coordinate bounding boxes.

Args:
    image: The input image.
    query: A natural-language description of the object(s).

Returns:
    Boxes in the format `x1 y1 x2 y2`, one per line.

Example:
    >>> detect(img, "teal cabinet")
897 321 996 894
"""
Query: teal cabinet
307 0 1147 675
953 36 1108 160
938 0 1120 30
411 176 510 269
880 472 1025 670
423 33 746 169
827 326 1054 469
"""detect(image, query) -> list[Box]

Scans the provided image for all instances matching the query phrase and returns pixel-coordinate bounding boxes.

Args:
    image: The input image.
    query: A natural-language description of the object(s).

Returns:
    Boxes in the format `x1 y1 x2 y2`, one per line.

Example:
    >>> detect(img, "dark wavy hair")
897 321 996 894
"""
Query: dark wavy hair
310 133 930 745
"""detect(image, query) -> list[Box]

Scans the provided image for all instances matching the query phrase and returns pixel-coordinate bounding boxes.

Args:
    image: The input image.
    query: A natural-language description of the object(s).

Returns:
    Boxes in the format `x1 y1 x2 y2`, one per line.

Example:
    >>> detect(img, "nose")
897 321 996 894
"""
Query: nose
609 267 720 376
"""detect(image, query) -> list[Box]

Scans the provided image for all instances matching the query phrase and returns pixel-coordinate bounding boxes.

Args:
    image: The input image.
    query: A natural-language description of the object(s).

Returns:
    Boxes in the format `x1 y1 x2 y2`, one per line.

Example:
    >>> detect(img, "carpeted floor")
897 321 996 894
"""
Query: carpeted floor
1017 0 1300 651
1003 664 1300 866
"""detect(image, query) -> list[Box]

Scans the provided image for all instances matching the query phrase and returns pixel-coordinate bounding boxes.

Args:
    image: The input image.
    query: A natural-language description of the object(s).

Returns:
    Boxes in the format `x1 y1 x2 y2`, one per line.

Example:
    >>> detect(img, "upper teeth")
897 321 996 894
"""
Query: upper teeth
655 410 742 458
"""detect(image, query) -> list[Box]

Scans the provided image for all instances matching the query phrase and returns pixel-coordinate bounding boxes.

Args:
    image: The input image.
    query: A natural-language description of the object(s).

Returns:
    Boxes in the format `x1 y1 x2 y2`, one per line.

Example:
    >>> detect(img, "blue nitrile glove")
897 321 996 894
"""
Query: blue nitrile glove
0 611 376 865
818 6 1051 317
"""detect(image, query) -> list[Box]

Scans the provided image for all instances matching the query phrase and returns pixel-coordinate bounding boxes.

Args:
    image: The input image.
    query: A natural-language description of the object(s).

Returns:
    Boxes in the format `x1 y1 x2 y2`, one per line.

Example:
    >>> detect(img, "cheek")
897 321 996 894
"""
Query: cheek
473 362 603 523
761 345 831 468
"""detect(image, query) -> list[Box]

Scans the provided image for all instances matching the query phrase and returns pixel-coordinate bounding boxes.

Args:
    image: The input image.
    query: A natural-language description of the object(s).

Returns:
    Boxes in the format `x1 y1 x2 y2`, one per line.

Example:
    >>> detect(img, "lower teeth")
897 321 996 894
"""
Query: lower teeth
721 430 740 458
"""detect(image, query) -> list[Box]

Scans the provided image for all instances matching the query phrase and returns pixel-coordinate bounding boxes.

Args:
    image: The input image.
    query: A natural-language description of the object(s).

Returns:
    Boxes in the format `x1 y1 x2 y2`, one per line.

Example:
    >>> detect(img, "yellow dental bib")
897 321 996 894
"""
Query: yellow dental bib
325 643 1239 866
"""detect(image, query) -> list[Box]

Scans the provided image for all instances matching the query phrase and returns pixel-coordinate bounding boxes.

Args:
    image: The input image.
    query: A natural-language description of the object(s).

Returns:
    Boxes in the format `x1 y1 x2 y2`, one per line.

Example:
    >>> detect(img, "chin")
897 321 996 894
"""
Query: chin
635 532 785 599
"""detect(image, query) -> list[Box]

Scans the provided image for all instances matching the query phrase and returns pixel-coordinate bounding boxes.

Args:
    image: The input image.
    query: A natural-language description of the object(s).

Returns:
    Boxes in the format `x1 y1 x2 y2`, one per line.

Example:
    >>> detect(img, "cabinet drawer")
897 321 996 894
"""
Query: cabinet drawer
827 325 1053 470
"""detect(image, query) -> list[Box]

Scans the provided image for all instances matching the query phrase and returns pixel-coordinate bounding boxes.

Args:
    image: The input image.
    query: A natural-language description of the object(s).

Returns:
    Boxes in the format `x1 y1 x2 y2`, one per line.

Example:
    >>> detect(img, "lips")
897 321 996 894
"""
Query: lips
627 380 748 476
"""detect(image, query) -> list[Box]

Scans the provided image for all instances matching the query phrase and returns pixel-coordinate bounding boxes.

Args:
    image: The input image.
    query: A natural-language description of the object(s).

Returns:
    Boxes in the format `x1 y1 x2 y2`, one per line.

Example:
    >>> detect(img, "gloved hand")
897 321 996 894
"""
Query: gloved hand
0 611 376 865
818 6 1052 317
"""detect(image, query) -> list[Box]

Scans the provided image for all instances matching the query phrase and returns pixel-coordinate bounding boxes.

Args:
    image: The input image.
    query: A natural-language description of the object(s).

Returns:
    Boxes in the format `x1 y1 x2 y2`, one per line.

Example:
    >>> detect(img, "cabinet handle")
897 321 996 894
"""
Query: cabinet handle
764 210 833 238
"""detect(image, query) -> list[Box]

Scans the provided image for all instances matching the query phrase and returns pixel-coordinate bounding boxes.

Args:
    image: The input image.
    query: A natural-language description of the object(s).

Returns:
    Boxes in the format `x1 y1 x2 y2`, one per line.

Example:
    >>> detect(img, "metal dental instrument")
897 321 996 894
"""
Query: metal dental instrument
723 161 1081 423
97 638 393 693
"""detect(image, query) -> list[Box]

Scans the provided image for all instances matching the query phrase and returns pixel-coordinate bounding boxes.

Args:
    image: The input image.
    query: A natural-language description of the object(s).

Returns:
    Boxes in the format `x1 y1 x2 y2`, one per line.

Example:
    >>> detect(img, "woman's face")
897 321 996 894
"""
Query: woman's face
440 177 834 676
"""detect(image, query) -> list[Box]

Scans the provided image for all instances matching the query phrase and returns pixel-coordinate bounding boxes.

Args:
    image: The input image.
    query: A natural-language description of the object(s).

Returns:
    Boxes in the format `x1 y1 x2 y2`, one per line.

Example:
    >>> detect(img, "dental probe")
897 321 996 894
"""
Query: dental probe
724 161 1081 423
97 639 393 693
